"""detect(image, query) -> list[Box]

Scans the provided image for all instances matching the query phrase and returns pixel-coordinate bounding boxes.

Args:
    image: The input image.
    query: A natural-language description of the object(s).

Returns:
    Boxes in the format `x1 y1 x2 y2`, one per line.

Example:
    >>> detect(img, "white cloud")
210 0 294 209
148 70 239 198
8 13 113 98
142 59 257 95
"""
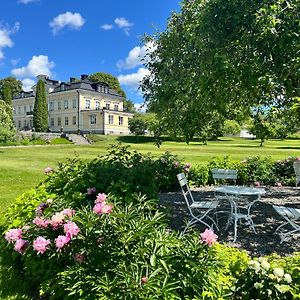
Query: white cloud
11 55 55 78
118 68 149 90
100 24 113 30
0 23 20 61
22 78 36 91
18 0 39 4
114 17 133 35
117 42 157 70
49 12 85 34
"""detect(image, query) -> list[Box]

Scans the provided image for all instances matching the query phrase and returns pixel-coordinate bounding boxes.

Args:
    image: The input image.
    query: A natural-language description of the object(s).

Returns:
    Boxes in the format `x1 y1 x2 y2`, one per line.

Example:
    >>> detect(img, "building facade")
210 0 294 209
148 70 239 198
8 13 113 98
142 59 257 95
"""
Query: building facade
13 74 133 134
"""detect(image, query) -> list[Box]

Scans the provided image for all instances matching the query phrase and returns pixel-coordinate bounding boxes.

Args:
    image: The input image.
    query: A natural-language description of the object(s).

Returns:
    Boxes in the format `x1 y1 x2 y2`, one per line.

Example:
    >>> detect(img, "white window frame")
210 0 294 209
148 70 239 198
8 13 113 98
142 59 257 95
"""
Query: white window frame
72 99 77 109
72 116 76 125
119 116 123 125
106 103 110 110
95 101 100 110
57 117 61 126
58 101 61 110
65 116 69 126
64 100 68 110
85 99 91 109
90 115 96 125
50 118 54 126
108 115 114 125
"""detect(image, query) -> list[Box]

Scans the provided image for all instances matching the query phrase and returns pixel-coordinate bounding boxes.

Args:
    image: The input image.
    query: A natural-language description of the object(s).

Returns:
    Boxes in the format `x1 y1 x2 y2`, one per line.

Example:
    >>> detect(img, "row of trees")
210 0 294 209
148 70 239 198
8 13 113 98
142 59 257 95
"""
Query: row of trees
140 0 299 145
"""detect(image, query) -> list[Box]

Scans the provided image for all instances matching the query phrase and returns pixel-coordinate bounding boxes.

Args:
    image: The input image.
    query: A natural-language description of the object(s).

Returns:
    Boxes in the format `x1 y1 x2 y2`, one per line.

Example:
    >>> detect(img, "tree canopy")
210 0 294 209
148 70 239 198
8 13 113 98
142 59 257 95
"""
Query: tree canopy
0 100 15 143
0 77 22 99
142 0 299 142
88 72 126 97
33 80 48 132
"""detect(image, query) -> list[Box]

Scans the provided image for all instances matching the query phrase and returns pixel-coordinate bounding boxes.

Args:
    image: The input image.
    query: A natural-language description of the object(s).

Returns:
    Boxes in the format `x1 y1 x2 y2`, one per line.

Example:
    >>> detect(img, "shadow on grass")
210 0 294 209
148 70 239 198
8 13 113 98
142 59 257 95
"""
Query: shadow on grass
117 135 176 144
277 146 300 150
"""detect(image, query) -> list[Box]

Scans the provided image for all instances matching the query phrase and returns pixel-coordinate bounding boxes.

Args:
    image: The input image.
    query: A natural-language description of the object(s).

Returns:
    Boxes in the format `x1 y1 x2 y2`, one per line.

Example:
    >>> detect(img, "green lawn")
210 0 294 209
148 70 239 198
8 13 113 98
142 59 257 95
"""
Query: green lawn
0 136 300 221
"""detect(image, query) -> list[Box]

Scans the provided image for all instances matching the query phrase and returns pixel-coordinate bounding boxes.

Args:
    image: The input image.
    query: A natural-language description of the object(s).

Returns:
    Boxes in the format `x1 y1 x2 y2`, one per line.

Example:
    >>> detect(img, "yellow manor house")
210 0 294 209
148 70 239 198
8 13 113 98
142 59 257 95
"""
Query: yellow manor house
13 74 133 134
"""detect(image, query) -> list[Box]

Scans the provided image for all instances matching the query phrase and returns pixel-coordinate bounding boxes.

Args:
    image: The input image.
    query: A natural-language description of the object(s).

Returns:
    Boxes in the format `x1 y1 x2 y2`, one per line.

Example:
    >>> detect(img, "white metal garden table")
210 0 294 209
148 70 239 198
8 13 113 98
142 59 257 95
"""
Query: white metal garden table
214 186 266 242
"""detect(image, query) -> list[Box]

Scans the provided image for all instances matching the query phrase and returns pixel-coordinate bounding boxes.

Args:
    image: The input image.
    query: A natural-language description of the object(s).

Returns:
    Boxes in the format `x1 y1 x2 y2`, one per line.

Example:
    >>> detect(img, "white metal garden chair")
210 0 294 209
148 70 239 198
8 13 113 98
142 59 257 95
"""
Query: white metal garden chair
293 161 300 187
272 205 300 243
212 168 238 185
212 168 238 223
177 173 219 233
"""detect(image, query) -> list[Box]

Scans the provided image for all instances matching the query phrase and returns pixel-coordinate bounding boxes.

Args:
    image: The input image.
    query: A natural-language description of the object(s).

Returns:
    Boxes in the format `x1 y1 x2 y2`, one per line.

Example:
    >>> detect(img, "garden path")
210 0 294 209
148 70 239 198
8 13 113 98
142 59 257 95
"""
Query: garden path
159 186 300 257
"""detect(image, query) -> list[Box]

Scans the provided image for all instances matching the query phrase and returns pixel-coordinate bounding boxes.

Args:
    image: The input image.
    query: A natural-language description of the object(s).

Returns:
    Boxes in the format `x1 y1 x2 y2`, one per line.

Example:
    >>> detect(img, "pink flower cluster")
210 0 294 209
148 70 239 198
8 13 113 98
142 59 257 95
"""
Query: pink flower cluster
200 228 218 247
93 193 113 215
33 237 51 254
44 167 53 174
5 207 80 255
5 228 22 243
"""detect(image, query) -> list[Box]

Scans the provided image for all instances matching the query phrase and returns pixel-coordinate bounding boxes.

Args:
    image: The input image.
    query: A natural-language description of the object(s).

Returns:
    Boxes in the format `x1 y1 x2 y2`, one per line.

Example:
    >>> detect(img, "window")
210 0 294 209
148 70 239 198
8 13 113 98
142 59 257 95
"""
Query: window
72 116 76 125
49 102 54 111
18 120 21 128
58 117 61 126
119 116 123 125
90 115 96 125
108 115 114 125
18 107 21 114
72 99 77 109
29 119 32 127
58 101 61 110
114 104 118 111
95 101 100 110
24 106 27 113
85 100 91 109
64 100 68 110
29 105 33 112
106 103 110 110
65 116 69 126
50 118 54 126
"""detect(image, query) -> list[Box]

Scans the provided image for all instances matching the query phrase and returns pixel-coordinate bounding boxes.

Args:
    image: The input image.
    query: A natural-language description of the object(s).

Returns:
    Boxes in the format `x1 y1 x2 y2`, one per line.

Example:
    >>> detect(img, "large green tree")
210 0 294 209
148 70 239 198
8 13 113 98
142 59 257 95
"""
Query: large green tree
88 72 126 97
0 100 15 143
33 80 48 132
142 0 299 142
0 77 22 99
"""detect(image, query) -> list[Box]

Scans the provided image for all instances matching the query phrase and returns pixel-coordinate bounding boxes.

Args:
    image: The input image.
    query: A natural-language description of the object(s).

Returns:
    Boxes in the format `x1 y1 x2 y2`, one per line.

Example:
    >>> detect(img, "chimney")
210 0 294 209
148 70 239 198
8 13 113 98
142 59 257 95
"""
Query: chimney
70 77 76 83
81 74 88 80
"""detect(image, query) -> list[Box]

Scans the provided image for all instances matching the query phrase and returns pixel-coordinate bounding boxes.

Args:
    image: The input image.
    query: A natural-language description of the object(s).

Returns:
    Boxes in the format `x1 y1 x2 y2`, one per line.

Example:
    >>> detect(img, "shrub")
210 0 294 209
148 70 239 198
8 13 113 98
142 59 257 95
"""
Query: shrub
2 192 225 300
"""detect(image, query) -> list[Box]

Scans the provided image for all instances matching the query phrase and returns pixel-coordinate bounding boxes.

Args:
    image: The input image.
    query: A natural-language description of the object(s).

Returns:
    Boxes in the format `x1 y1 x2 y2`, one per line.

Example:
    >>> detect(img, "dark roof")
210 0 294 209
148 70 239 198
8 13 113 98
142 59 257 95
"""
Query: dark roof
13 91 34 99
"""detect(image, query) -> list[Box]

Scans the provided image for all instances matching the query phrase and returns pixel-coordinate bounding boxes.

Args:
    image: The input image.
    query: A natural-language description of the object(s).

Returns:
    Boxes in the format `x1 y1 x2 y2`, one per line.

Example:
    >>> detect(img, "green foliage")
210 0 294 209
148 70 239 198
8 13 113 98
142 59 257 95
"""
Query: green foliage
2 83 13 107
128 114 148 135
33 80 48 132
123 99 135 113
88 72 126 97
233 256 296 299
0 100 15 143
50 137 73 145
0 77 22 98
142 0 299 143
223 120 241 135
189 155 299 187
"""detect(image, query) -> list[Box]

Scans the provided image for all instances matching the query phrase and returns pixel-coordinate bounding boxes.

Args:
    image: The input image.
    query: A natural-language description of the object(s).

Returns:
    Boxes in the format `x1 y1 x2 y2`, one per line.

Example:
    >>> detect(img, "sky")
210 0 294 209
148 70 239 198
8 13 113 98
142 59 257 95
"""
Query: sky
0 0 181 106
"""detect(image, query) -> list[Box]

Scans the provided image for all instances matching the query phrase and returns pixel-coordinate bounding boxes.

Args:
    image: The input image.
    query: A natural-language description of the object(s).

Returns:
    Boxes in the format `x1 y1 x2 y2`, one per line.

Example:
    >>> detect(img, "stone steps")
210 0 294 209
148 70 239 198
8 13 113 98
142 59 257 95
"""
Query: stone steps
66 134 90 145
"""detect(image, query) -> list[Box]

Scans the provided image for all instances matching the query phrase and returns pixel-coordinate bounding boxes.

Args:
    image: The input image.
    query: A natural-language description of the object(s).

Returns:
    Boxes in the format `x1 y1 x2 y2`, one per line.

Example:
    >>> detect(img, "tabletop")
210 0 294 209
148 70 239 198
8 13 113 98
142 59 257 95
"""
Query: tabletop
214 185 266 196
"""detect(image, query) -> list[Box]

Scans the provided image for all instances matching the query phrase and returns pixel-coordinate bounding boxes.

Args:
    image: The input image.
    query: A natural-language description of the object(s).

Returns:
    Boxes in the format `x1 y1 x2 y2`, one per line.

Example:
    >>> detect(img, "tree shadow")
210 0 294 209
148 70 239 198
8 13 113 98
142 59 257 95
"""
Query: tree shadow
277 146 300 150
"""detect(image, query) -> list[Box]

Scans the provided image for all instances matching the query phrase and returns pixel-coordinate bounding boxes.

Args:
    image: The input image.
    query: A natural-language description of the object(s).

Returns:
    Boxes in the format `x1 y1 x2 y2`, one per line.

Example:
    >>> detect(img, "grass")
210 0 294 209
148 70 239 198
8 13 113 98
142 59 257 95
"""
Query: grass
0 136 299 222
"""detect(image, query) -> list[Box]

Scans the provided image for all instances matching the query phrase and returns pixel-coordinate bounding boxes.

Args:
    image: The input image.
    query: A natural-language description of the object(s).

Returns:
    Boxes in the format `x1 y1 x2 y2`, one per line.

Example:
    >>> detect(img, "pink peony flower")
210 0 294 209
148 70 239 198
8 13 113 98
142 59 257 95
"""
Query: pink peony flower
296 157 300 161
101 204 113 214
87 187 96 195
74 253 86 264
141 276 148 284
276 182 283 187
174 161 179 168
200 228 218 247
55 235 70 250
33 217 49 228
64 221 80 239
35 202 48 216
5 229 22 243
62 208 75 218
93 202 104 214
93 203 113 215
44 167 53 174
95 193 107 203
14 239 29 254
50 212 65 229
33 237 51 254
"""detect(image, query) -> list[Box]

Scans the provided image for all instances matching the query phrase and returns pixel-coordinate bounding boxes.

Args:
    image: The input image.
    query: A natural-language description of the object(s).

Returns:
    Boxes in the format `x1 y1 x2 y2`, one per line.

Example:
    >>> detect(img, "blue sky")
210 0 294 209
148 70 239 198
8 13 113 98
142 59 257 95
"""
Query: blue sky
0 0 180 105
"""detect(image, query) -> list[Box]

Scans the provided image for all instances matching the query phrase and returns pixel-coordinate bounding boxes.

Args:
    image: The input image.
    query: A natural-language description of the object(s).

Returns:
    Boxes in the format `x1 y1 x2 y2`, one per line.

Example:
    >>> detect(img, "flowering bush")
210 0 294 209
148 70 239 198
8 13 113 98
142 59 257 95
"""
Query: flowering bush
1 191 226 299
233 256 296 299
